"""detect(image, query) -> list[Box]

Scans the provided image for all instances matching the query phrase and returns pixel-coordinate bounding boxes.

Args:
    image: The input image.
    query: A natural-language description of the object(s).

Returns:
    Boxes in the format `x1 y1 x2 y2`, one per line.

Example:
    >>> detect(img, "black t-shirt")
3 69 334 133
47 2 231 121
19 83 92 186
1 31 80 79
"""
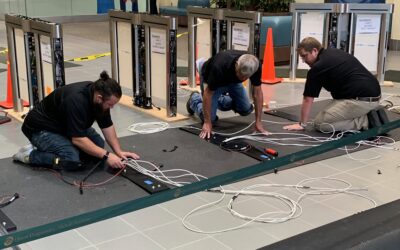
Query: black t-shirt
202 50 262 91
22 81 113 140
303 48 380 99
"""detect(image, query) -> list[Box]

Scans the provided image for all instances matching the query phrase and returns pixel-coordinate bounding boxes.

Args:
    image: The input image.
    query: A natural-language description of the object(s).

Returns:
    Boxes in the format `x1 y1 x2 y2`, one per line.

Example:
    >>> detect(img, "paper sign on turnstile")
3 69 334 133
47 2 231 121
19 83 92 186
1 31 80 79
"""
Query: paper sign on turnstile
232 22 250 51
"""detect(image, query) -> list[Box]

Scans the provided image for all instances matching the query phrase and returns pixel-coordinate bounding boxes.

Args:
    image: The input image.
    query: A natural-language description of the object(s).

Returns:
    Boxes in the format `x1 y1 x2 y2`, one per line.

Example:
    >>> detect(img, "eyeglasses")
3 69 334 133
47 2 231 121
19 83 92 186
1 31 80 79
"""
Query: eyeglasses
299 52 309 58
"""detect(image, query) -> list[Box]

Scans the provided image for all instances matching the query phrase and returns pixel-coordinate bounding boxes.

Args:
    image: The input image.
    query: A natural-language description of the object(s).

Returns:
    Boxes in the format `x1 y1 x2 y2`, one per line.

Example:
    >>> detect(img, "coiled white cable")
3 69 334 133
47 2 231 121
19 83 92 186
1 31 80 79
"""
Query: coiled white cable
128 122 170 134
182 177 377 234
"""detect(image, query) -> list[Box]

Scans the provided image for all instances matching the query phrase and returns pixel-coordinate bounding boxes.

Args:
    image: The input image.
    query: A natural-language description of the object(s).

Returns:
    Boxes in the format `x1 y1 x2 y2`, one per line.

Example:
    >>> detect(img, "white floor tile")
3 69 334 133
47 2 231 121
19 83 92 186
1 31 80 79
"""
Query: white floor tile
77 217 137 245
172 237 230 250
121 205 179 231
141 221 207 249
96 233 163 250
25 230 92 250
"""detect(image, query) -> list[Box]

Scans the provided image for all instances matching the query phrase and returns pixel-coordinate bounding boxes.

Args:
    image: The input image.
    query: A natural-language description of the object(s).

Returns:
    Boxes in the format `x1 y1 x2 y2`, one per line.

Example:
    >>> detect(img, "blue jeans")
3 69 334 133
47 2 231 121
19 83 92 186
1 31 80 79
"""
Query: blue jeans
29 128 104 168
189 59 253 122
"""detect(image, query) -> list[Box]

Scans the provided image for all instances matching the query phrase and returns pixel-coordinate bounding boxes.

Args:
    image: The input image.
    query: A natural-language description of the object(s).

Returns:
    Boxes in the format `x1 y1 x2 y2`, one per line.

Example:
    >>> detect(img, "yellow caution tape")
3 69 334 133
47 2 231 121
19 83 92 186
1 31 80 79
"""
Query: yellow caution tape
177 31 188 38
2 30 187 62
66 52 111 62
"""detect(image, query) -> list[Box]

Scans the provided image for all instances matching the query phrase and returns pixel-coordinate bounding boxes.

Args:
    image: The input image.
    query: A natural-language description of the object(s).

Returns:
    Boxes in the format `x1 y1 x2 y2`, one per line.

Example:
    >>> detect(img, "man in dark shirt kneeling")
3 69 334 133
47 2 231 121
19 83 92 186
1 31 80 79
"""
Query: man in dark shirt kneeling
283 37 381 132
13 71 139 170
186 50 268 139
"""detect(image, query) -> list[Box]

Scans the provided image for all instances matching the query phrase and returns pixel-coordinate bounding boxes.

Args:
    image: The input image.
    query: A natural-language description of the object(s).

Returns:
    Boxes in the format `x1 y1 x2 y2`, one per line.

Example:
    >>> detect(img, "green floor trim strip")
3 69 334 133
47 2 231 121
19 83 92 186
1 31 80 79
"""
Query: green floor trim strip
2 119 400 248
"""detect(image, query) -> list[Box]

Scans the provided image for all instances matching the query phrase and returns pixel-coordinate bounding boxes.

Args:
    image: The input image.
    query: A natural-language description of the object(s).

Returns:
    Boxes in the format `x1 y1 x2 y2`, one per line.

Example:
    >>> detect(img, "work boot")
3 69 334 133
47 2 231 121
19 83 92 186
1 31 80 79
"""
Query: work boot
186 91 200 115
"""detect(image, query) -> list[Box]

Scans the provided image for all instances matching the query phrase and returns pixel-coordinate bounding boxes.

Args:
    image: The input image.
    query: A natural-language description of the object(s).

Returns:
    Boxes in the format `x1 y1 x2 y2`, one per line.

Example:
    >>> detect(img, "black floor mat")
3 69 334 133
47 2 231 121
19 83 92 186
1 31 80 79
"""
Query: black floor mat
259 199 400 250
1 100 400 231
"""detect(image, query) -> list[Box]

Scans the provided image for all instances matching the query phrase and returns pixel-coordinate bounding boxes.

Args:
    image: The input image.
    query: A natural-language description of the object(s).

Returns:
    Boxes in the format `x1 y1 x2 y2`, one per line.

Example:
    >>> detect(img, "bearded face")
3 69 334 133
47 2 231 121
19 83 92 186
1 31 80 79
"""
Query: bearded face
93 101 107 118
93 94 120 118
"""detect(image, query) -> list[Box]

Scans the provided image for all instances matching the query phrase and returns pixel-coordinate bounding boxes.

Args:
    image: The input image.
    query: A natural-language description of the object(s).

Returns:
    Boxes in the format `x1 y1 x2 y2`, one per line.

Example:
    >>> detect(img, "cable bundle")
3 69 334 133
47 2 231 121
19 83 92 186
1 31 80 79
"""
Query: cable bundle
123 159 207 187
182 177 377 234
128 122 170 134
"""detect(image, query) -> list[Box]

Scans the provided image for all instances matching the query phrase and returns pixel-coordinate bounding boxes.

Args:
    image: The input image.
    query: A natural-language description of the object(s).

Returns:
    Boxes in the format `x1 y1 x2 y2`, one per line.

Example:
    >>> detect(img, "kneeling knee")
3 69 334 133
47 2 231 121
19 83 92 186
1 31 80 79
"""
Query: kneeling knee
237 104 254 116
57 148 80 162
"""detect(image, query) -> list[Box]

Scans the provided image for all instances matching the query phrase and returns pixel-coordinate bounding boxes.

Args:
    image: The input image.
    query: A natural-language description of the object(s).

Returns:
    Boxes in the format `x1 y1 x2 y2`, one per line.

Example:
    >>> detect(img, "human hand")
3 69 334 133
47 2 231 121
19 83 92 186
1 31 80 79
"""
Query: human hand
119 151 140 160
107 152 125 169
200 122 212 139
255 122 270 135
283 123 305 131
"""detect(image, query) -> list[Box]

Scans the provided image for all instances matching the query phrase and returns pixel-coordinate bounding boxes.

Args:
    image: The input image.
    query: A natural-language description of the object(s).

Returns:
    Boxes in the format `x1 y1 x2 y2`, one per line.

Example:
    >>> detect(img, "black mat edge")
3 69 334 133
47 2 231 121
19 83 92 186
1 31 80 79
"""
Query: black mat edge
259 198 400 250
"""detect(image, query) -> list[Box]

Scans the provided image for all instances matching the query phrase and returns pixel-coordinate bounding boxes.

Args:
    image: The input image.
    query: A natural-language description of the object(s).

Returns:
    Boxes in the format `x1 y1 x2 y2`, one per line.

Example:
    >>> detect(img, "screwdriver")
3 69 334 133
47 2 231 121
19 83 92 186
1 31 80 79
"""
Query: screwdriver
264 148 278 157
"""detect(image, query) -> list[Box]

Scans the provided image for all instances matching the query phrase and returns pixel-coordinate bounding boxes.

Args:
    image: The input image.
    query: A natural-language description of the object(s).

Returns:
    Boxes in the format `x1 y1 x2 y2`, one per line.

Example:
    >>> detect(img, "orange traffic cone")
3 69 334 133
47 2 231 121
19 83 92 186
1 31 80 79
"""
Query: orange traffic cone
179 79 189 85
195 44 200 85
195 70 200 85
261 28 283 84
0 59 14 108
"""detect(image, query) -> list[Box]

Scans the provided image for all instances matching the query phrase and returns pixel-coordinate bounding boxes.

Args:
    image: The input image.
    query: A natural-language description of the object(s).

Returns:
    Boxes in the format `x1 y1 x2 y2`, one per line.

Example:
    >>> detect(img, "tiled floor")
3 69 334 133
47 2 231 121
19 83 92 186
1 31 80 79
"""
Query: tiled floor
1 20 400 250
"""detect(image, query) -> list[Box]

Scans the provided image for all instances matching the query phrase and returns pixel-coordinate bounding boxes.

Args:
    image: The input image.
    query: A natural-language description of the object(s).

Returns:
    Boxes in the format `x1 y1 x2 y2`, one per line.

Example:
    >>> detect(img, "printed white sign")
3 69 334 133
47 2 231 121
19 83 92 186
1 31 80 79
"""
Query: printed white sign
232 22 250 48
40 39 52 63
356 15 380 34
151 30 166 54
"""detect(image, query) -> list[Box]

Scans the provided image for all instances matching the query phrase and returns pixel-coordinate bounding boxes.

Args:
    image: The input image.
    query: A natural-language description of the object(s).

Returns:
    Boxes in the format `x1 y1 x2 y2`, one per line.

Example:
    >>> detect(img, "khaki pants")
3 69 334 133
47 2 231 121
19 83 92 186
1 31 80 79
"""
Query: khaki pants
314 99 380 132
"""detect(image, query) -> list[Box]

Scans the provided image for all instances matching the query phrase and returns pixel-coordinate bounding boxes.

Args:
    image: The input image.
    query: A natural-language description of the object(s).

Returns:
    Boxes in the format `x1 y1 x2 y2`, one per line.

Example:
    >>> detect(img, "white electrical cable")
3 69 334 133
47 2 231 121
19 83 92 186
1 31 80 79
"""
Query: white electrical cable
127 119 397 161
182 177 377 234
123 159 207 187
128 122 170 134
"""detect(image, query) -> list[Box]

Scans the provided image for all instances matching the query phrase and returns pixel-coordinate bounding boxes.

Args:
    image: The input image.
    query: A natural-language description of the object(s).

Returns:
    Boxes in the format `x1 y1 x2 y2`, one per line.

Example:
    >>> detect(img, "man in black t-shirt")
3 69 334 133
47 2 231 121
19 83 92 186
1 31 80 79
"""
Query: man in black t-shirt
186 50 268 139
283 37 381 132
13 71 139 170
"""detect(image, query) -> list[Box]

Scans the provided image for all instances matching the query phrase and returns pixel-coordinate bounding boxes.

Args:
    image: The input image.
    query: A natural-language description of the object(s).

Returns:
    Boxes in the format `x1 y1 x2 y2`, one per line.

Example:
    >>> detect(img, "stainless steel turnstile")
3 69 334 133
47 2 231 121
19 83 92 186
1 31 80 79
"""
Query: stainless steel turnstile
289 3 393 84
142 14 177 117
5 14 64 112
110 11 177 117
5 14 34 112
31 19 65 98
109 10 147 107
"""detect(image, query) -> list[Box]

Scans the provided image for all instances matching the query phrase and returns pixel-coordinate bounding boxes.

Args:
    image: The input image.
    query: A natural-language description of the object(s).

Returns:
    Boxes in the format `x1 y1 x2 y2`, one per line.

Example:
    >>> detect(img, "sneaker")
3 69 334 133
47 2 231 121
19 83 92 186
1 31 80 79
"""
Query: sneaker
186 91 200 115
19 143 34 153
13 145 33 164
